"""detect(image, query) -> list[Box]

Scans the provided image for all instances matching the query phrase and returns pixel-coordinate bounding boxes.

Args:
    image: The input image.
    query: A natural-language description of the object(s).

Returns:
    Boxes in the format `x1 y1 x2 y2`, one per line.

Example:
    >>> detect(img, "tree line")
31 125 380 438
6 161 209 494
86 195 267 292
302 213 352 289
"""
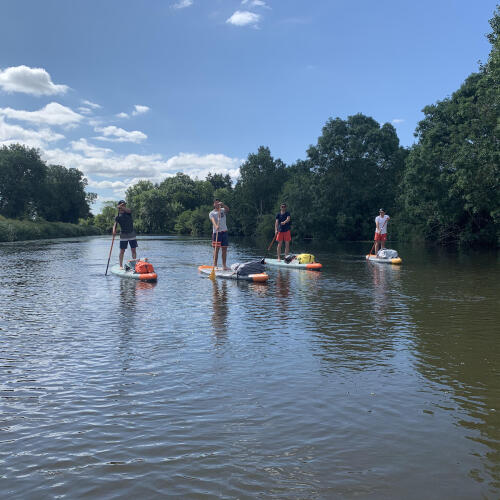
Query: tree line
2 8 498 247
0 144 96 224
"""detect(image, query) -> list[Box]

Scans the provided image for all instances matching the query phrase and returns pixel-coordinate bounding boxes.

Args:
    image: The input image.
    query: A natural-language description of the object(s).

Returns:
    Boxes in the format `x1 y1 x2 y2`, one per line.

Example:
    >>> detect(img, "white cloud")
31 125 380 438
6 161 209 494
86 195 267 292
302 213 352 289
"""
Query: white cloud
226 10 261 27
132 105 150 116
0 116 64 149
87 179 129 190
71 138 113 158
241 0 269 8
78 107 93 115
82 100 101 109
116 112 129 119
94 125 147 143
164 153 241 180
392 118 404 124
172 0 193 8
0 65 69 96
0 102 83 126
43 142 242 186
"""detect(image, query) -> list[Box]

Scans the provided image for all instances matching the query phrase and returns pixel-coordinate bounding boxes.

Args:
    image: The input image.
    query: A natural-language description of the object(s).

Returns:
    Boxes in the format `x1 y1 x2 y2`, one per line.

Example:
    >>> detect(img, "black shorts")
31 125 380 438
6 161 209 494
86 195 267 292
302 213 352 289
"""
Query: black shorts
120 239 138 250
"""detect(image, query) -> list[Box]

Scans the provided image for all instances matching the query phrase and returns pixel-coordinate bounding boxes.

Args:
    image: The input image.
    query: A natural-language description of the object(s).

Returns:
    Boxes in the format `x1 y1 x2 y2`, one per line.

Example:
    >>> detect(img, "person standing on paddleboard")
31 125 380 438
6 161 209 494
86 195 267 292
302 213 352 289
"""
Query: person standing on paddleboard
374 208 390 254
275 203 291 261
209 199 230 270
113 200 138 269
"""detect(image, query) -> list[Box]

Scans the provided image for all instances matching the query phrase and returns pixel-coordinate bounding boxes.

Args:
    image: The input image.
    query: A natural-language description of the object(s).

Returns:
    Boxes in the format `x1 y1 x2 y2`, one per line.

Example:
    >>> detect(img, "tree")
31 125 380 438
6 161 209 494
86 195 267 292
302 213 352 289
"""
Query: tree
278 160 318 239
93 201 118 233
207 172 232 190
307 114 406 240
398 7 499 245
232 146 288 235
40 165 95 223
0 144 47 218
159 173 202 211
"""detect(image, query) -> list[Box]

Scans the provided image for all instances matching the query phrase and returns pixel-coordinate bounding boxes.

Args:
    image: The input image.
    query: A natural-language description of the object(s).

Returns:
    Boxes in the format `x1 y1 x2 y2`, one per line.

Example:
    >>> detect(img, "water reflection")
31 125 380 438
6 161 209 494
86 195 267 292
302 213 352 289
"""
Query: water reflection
404 260 500 492
211 279 229 341
368 261 402 318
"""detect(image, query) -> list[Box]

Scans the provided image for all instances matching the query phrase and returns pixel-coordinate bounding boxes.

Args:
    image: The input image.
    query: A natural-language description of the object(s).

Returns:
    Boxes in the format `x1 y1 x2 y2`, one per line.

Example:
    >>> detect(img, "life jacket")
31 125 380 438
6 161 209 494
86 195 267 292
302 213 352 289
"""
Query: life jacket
135 260 155 274
296 253 315 264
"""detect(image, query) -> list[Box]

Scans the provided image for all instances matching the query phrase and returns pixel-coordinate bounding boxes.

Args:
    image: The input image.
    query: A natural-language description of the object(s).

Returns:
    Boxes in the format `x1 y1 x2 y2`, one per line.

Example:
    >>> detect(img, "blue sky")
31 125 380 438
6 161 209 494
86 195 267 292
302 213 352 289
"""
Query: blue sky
0 0 497 212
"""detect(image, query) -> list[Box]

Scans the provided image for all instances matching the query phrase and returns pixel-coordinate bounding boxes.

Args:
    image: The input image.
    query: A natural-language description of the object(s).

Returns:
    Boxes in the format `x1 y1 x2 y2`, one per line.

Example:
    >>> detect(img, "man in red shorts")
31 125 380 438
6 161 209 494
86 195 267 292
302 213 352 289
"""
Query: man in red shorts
374 208 390 254
275 203 291 261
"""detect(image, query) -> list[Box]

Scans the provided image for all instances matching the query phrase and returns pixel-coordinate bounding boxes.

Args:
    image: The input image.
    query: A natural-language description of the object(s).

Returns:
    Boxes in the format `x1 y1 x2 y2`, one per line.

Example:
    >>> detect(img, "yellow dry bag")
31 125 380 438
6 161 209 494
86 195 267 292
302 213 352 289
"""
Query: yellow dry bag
296 253 315 264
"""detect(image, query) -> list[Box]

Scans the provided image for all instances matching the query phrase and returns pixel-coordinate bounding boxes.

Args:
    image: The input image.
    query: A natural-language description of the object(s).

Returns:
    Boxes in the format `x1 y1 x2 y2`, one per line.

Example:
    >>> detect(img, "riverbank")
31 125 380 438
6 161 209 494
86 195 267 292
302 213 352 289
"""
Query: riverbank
0 216 102 242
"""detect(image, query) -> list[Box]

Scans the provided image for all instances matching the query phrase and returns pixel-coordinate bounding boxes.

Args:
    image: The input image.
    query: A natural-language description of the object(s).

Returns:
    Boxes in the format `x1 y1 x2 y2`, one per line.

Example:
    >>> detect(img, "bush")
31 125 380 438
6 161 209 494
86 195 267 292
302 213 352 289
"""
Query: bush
0 218 102 242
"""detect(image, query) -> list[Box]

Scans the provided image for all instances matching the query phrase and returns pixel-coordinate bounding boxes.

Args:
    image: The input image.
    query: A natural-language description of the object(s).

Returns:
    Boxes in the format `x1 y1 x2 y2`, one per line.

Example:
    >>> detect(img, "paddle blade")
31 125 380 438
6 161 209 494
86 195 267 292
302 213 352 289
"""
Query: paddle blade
209 267 216 281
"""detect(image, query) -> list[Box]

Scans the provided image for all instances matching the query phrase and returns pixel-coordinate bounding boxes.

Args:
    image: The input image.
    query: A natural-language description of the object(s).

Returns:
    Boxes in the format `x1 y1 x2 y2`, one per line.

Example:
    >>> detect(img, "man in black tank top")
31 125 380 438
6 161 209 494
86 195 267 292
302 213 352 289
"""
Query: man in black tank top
113 200 138 268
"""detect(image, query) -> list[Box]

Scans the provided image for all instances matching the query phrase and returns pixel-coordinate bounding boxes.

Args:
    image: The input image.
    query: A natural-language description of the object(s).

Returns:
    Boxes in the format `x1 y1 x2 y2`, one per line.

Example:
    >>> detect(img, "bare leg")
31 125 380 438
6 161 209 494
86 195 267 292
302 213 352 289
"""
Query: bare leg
131 248 137 260
222 247 228 269
277 241 282 260
381 239 386 249
119 249 125 268
213 247 220 267
285 241 290 256
374 240 379 254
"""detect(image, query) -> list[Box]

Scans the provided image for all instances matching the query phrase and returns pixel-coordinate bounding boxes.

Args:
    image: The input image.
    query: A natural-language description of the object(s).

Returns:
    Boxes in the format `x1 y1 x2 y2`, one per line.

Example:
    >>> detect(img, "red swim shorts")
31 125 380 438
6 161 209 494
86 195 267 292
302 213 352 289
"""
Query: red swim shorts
374 232 387 242
276 230 291 242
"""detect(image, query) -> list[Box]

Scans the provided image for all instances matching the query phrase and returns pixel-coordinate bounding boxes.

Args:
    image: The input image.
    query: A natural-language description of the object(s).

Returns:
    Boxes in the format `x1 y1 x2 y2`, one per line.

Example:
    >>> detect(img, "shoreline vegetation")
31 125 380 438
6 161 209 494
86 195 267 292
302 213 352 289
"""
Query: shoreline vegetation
1 8 498 248
0 216 101 243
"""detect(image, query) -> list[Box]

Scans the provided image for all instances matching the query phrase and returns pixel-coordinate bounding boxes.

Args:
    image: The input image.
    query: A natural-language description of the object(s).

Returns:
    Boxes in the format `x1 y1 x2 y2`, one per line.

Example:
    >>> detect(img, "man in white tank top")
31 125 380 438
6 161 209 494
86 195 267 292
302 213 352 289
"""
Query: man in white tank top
374 208 390 254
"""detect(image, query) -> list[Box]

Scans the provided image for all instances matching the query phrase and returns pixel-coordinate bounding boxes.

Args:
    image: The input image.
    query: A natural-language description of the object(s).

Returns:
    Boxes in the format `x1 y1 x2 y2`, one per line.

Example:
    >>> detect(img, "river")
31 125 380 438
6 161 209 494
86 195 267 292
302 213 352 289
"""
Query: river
1 236 499 499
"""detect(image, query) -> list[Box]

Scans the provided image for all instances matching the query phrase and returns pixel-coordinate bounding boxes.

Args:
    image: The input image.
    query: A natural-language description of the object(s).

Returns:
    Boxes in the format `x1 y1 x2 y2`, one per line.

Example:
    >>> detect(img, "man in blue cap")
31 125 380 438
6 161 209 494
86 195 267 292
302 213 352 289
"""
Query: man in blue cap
113 200 138 268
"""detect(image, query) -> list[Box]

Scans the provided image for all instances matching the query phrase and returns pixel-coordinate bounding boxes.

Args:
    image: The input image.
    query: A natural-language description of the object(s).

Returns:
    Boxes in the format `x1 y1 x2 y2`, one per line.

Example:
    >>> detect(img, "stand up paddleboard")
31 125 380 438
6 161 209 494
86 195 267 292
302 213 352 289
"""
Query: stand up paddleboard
366 249 402 265
111 259 158 281
198 266 269 282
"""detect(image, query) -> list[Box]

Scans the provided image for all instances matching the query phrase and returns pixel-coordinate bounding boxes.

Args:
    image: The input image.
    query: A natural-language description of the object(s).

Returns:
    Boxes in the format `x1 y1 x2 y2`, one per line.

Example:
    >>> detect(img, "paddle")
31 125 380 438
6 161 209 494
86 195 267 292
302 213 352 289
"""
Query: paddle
261 233 277 264
367 241 376 257
105 222 117 275
209 204 221 281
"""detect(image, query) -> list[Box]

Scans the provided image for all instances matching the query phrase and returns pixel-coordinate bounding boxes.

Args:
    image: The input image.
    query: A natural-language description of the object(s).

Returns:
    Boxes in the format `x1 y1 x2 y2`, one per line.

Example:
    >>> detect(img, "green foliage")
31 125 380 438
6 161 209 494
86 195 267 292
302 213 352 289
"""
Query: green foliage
255 213 276 241
231 146 288 236
278 160 317 239
398 7 499 246
159 173 211 210
0 216 100 242
207 172 232 190
0 144 96 224
307 114 407 240
40 165 93 223
0 144 47 218
174 206 213 235
93 202 118 233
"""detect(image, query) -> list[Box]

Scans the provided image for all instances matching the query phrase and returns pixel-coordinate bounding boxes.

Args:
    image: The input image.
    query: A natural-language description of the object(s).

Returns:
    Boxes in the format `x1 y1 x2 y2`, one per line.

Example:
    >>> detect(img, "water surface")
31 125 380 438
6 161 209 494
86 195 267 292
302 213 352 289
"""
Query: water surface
1 237 499 499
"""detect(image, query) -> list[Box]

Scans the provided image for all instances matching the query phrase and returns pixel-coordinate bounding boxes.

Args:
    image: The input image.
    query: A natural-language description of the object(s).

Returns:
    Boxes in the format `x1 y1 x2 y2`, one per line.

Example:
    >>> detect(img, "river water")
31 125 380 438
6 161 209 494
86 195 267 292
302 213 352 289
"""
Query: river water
1 236 499 499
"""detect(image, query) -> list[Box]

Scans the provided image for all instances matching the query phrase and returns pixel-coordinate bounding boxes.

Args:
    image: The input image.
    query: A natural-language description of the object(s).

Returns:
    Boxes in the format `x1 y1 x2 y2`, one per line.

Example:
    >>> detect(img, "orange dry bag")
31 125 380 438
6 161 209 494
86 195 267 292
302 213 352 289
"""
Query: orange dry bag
135 260 154 274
